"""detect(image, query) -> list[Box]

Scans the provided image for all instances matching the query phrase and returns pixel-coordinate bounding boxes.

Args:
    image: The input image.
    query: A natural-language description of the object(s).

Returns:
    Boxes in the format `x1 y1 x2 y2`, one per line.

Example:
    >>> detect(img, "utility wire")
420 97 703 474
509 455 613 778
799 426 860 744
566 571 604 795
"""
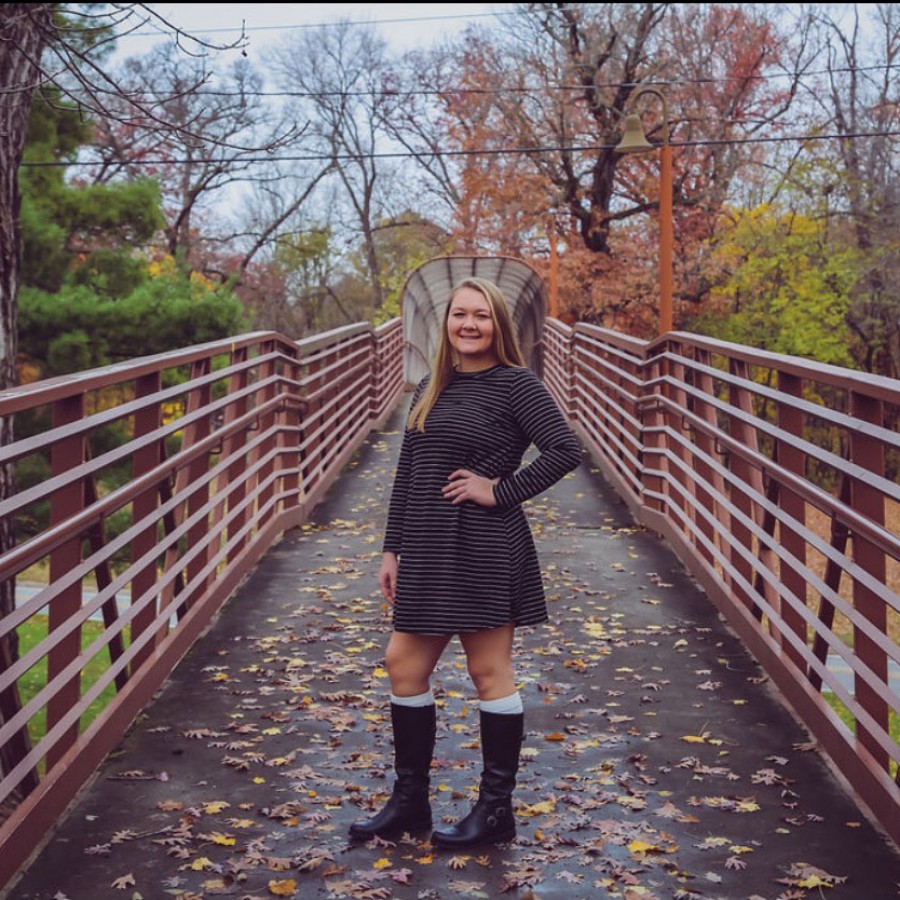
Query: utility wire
21 128 900 169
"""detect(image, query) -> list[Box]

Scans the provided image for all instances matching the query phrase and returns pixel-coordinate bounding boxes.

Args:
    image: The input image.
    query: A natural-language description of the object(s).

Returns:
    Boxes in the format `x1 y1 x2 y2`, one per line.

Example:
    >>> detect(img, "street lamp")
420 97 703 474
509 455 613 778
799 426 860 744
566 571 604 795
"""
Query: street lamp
615 87 673 334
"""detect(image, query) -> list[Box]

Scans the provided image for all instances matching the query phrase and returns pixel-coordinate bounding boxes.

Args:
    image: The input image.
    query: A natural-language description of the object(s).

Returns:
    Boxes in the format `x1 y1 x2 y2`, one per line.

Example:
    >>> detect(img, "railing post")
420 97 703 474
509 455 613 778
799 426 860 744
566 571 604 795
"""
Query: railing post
131 372 162 673
173 358 213 617
666 343 690 533
219 345 251 563
46 395 86 769
691 348 726 569
640 349 667 514
725 359 771 619
850 391 889 771
776 372 808 671
277 342 303 518
252 342 278 530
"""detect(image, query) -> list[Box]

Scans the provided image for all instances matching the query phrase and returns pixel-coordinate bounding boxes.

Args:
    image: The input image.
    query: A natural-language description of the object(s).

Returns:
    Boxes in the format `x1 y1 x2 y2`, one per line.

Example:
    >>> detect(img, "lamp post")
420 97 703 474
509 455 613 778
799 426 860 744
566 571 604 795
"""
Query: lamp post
615 88 673 334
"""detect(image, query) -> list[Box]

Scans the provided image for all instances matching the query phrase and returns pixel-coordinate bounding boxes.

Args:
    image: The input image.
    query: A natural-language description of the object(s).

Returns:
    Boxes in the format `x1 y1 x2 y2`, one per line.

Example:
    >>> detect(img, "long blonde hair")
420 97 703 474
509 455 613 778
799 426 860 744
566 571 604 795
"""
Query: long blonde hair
407 277 526 432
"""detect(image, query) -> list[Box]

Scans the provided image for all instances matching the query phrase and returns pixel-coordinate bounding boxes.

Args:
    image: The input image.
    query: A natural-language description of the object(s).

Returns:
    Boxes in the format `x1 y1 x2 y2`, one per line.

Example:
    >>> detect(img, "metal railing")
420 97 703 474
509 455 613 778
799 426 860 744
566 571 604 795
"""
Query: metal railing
544 319 900 844
0 321 404 888
0 314 898 891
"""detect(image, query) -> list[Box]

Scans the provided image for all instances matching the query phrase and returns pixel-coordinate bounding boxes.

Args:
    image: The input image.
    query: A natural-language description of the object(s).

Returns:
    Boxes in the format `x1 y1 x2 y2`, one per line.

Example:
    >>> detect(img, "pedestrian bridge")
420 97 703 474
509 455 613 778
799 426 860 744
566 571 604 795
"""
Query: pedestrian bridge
0 272 899 896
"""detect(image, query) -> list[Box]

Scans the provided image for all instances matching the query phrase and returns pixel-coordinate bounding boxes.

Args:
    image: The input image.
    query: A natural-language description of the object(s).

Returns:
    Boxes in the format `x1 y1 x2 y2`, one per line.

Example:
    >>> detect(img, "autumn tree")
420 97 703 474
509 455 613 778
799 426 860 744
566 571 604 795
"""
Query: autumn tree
269 20 406 313
691 203 858 366
382 4 805 333
87 40 333 293
803 3 900 378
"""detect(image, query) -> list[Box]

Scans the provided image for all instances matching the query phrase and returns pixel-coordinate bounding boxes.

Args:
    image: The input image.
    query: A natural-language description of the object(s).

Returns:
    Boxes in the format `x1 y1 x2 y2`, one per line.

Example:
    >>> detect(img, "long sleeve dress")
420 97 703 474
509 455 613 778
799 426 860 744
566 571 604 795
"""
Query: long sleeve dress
382 364 582 635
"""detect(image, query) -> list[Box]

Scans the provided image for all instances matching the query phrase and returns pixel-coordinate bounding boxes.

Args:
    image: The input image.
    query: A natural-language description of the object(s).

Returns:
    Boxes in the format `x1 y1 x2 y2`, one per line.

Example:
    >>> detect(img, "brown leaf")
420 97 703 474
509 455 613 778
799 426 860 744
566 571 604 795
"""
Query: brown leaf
110 873 135 890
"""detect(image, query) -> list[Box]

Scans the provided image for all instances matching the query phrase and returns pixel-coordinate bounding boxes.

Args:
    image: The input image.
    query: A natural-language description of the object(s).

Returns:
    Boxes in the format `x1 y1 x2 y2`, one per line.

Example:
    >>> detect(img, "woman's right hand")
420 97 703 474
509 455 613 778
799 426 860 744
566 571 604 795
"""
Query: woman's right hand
379 551 399 604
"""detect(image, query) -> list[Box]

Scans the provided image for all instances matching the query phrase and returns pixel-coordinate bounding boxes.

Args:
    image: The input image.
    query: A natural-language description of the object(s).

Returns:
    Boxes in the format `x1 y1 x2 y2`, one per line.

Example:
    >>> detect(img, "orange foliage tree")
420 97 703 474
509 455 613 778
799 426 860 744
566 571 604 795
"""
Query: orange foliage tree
389 4 807 337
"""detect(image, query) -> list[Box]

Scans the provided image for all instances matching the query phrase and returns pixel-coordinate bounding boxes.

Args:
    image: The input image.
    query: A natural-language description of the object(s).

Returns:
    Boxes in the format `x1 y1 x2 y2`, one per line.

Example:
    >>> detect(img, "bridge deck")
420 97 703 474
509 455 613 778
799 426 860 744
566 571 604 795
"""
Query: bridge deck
7 407 900 900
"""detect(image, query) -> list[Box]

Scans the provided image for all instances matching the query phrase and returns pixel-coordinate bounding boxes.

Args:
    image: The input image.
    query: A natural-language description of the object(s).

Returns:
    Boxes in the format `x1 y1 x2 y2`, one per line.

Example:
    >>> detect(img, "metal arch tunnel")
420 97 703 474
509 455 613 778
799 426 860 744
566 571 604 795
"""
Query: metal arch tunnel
399 256 547 385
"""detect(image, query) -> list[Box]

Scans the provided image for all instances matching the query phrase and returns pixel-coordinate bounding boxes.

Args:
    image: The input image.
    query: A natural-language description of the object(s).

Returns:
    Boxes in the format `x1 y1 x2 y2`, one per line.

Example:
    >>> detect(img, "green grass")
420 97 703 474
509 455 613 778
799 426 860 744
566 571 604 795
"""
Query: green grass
15 614 125 751
823 690 899 779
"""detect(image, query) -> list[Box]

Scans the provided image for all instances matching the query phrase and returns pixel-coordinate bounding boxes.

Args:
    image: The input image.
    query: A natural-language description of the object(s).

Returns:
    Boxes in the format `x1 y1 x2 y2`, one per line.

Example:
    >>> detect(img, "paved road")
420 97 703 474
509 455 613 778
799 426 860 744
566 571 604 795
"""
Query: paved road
7 407 900 900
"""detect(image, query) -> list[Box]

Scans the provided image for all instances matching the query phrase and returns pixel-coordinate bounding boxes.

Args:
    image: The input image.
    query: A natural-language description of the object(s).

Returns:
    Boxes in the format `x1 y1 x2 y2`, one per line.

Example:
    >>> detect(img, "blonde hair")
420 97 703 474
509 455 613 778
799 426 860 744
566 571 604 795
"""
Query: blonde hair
407 277 526 432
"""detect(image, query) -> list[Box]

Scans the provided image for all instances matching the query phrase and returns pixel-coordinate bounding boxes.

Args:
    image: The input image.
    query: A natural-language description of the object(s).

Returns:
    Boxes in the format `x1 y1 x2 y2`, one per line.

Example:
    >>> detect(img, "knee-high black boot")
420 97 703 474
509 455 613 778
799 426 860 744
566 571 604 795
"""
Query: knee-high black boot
349 702 436 840
431 709 523 848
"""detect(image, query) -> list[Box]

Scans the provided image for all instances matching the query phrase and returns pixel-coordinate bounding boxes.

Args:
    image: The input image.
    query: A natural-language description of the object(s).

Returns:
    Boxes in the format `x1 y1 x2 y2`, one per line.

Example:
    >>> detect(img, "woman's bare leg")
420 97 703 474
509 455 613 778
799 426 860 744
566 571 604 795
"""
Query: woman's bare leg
385 631 451 697
459 624 516 700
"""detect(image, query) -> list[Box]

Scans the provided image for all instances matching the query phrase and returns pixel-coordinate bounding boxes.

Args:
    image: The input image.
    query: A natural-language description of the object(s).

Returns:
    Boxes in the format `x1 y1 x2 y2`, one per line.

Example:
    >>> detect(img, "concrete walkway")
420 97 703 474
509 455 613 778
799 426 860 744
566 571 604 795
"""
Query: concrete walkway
6 405 900 900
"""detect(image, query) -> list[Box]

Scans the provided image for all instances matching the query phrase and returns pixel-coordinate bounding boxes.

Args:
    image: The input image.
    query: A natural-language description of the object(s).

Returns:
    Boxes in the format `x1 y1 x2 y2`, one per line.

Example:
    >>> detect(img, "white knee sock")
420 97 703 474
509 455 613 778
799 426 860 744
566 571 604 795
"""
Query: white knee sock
391 689 435 707
480 692 523 715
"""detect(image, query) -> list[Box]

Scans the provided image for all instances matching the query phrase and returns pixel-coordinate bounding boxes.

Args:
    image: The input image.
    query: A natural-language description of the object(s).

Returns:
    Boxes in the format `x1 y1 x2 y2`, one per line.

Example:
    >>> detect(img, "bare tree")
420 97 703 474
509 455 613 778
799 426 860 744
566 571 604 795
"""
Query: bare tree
270 20 400 310
88 41 333 280
810 2 900 376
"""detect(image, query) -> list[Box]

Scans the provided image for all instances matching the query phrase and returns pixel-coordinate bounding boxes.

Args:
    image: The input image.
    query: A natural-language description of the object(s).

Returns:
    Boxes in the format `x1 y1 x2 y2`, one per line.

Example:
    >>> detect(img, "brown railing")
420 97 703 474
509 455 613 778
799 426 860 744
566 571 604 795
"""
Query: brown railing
0 321 404 888
544 319 900 844
1 314 898 889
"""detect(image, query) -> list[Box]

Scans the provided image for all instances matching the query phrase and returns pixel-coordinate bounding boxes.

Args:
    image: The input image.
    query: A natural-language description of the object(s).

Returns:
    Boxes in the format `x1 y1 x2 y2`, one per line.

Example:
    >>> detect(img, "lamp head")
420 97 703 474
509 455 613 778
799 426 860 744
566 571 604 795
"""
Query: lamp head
615 114 654 154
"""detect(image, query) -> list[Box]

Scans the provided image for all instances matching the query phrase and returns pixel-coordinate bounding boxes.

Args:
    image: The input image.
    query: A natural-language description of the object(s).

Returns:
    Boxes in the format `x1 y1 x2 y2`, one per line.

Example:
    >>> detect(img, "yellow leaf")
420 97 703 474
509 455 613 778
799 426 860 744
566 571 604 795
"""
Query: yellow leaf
203 801 230 814
253 777 266 784
372 858 392 870
190 857 215 871
518 799 556 817
209 832 236 846
373 667 388 678
798 875 830 888
681 733 709 744
628 839 659 854
268 878 298 896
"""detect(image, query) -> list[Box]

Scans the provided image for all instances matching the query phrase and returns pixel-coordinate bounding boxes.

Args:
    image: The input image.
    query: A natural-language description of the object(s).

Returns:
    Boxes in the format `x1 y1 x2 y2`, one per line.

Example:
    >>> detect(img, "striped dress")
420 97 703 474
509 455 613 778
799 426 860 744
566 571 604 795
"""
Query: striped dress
383 364 582 635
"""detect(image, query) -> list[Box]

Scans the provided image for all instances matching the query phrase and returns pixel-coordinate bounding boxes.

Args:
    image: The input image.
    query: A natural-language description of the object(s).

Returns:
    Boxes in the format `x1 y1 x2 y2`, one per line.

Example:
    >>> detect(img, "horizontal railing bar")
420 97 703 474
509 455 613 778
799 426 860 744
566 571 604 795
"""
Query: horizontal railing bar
657 355 900 449
647 428 900 655
0 373 291 521
642 407 900 560
0 332 295 414
659 335 900 402
643 382 900 504
0 392 295 575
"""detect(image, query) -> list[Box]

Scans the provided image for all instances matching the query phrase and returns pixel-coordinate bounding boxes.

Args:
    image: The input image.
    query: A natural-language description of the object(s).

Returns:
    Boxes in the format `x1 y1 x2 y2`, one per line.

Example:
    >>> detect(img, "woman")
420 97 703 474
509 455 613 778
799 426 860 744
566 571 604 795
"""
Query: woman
349 276 581 848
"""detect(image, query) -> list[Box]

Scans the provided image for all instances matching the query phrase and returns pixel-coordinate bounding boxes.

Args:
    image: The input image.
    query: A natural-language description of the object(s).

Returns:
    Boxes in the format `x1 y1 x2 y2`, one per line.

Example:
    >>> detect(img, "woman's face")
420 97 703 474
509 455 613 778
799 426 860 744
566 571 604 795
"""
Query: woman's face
446 286 498 371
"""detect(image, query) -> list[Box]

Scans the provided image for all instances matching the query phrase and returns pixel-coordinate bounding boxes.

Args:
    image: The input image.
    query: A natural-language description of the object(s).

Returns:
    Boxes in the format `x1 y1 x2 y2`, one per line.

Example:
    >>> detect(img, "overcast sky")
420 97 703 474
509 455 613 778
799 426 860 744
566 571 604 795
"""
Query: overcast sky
113 3 512 63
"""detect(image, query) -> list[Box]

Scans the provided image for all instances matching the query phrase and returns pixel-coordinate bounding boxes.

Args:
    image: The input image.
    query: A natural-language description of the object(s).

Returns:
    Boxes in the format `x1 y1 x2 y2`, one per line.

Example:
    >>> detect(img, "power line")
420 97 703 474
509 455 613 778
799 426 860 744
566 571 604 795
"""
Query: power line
158 60 900 102
119 9 512 42
22 128 900 169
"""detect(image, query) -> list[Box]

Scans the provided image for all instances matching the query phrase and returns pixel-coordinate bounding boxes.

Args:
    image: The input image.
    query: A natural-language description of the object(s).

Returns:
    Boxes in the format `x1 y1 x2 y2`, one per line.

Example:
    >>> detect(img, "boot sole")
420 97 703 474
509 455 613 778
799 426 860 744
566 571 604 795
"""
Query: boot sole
431 828 515 848
349 817 432 840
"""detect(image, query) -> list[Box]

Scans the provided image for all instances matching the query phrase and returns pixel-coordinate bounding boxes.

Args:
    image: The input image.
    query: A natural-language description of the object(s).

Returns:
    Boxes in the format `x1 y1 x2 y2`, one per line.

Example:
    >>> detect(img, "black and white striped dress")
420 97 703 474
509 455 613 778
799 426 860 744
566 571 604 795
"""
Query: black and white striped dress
383 364 582 635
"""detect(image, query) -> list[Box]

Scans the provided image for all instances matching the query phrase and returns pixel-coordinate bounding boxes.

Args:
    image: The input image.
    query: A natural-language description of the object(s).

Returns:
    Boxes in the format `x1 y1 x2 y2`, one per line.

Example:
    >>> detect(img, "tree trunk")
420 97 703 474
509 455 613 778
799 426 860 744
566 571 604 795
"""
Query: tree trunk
0 3 53 807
